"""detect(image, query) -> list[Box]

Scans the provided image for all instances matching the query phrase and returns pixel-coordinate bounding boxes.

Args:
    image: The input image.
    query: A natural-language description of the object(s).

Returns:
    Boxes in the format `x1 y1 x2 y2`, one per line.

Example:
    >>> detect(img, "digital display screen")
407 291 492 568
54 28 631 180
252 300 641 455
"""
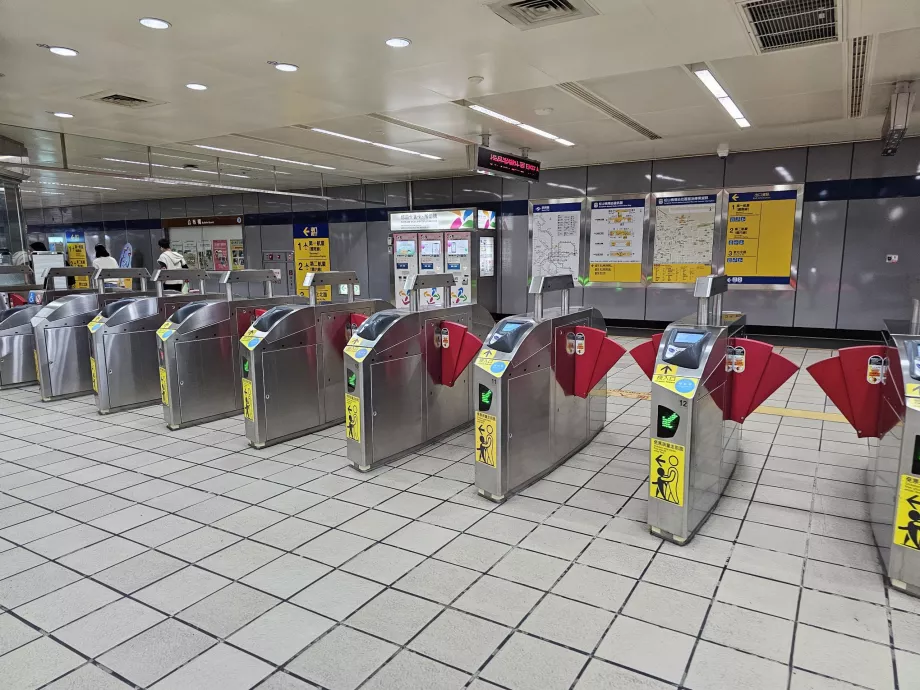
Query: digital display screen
420 240 442 256
476 146 540 181
674 332 705 345
657 405 680 439
479 384 493 411
447 239 469 256
501 322 523 333
395 240 416 257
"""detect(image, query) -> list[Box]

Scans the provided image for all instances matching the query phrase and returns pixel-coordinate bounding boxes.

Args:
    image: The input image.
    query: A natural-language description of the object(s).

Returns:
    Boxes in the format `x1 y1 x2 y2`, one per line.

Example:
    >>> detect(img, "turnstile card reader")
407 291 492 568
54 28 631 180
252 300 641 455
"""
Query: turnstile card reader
345 273 493 472
647 275 746 545
473 275 625 502
0 305 41 389
158 269 306 429
242 271 392 448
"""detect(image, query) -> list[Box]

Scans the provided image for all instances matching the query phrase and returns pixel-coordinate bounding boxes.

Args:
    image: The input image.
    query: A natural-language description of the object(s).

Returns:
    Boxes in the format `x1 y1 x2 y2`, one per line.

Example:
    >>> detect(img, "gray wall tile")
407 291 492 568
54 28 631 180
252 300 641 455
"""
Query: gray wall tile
725 148 807 186
794 200 847 328
805 144 853 181
651 156 724 191
587 162 652 196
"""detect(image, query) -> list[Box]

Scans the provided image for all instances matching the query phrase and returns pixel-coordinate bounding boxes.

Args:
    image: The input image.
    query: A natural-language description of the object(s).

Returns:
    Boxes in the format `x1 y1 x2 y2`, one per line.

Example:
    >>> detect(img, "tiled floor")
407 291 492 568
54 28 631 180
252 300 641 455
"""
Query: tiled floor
0 340 916 689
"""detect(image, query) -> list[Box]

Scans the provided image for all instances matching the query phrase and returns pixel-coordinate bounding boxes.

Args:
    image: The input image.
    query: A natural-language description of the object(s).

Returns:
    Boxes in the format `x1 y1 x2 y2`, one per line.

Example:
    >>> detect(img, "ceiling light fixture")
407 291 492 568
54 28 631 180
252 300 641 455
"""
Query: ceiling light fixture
47 46 78 57
468 103 575 146
186 83 208 91
269 62 298 72
26 180 116 191
192 145 336 169
309 128 442 160
692 67 750 129
52 112 73 118
139 17 171 29
101 157 248 178
385 38 411 48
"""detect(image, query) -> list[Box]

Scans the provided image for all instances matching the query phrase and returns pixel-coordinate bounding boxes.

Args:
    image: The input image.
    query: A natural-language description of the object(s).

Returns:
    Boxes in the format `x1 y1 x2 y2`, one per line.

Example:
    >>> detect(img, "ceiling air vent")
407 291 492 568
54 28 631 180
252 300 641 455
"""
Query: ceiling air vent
80 90 165 109
847 35 873 118
488 0 597 30
555 82 661 140
737 0 839 53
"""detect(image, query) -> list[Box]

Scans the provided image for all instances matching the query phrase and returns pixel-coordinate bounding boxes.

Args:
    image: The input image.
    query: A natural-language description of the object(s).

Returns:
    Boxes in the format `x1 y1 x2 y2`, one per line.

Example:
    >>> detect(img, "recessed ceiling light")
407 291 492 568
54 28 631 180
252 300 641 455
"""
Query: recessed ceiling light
385 38 411 48
534 108 554 116
139 17 171 29
468 103 575 146
186 83 208 91
52 112 73 118
309 128 442 160
468 76 484 84
269 62 298 72
48 46 78 57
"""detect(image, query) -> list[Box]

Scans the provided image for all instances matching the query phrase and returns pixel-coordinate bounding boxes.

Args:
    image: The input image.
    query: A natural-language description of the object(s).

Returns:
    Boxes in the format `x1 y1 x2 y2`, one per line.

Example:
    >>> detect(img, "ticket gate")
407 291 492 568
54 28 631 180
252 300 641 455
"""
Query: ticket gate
32 269 155 402
344 273 494 472
632 276 798 544
88 269 214 414
241 272 393 448
0 305 41 388
0 266 38 310
806 283 920 598
473 276 627 502
25 266 97 305
158 270 306 429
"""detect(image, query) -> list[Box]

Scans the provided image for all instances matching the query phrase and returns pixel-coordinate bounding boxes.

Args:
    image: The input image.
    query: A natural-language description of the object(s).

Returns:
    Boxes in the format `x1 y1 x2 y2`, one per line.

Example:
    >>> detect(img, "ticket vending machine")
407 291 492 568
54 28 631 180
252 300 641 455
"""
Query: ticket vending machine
241 271 393 448
473 275 627 502
344 273 494 472
805 282 920 598
158 270 306 429
646 276 746 544
88 269 218 414
32 267 153 402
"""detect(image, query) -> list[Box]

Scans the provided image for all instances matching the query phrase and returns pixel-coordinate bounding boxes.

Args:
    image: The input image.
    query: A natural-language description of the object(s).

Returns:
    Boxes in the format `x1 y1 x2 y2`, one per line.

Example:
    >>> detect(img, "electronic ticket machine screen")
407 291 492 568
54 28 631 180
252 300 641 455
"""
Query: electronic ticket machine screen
485 320 531 354
662 329 711 370
909 340 920 380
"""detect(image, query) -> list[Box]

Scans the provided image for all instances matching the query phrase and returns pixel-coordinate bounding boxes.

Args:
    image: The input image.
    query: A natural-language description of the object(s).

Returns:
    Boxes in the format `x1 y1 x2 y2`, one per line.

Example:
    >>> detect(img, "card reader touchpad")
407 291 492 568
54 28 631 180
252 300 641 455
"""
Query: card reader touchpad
662 330 710 370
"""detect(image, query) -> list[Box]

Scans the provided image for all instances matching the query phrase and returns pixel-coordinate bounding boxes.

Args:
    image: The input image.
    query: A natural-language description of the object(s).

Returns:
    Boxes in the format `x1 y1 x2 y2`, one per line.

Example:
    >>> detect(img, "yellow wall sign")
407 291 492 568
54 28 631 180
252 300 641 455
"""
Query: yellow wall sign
159 366 168 405
345 393 361 442
475 411 497 467
650 438 685 506
90 356 98 393
725 190 797 285
895 474 920 550
65 231 90 289
242 378 254 420
294 225 331 302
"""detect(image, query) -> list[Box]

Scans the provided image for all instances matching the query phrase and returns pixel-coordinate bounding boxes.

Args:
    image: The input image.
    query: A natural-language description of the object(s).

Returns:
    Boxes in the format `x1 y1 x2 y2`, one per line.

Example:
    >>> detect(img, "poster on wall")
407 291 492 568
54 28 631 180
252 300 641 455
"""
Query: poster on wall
229 239 245 270
390 209 477 231
588 199 645 283
213 240 230 271
530 202 581 280
652 194 717 283
65 231 90 289
182 241 199 269
294 224 331 302
724 189 798 285
198 241 214 270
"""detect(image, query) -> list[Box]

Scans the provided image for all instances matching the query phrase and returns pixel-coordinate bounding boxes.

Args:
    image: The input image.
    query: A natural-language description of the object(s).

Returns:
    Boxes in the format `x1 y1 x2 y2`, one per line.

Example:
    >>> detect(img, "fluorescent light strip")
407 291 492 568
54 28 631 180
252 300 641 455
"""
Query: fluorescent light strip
193 145 337 169
25 180 116 191
693 69 750 129
102 158 249 178
309 128 442 160
468 104 575 146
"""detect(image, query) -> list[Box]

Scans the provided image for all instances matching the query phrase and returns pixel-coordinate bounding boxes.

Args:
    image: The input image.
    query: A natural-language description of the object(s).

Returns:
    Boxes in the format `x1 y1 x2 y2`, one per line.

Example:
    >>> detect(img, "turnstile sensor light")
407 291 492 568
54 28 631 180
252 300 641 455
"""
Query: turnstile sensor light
347 371 357 391
479 384 493 411
656 405 680 438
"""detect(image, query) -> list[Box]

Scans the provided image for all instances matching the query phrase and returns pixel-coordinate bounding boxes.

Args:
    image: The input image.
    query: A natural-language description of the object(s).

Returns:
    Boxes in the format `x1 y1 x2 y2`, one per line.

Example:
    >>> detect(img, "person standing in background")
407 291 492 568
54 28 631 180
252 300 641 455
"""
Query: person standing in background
157 238 187 292
92 245 119 286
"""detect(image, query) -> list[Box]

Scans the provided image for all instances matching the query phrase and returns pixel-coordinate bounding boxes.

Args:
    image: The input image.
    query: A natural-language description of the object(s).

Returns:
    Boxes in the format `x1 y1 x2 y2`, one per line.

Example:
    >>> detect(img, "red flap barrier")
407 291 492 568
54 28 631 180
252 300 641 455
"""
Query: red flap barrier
729 339 798 423
9 293 26 307
439 321 483 387
574 327 627 398
347 313 368 341
805 345 888 437
255 309 267 318
629 332 663 380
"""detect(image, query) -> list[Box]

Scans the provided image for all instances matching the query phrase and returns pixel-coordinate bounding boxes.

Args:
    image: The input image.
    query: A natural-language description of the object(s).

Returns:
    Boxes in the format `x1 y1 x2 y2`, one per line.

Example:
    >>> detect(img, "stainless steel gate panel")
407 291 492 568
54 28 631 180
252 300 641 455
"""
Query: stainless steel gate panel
0 305 40 389
102 331 160 410
507 368 553 491
176 337 238 423
45 326 93 398
370 354 424 462
262 346 322 442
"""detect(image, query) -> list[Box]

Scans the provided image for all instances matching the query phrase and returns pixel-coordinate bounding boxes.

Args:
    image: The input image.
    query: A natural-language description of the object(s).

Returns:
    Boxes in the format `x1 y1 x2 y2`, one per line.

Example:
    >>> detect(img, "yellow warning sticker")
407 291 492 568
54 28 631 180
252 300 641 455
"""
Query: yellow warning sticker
33 350 40 381
345 394 361 442
475 349 509 378
344 345 371 363
907 383 920 398
87 314 105 333
474 411 497 467
650 438 685 506
90 357 98 393
242 378 254 421
156 322 175 341
652 372 699 399
348 335 362 347
895 474 920 551
159 366 168 405
241 327 265 351
908 399 920 412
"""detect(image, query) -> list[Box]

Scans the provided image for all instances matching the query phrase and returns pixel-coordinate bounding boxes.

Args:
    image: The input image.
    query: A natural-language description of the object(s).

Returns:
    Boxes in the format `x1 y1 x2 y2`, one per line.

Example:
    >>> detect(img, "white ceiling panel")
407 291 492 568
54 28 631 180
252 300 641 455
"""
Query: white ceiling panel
581 67 713 116
871 27 920 84
475 86 608 125
739 89 845 127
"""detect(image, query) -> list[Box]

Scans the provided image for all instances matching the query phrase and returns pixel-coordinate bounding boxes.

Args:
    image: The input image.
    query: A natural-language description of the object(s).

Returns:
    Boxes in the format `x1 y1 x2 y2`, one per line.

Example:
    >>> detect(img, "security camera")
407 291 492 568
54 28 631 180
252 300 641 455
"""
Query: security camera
717 143 730 159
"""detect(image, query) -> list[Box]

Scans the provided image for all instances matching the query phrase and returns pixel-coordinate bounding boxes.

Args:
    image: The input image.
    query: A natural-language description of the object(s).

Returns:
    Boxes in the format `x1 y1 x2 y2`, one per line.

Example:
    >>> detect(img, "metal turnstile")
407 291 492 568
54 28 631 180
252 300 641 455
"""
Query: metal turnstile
345 273 494 472
242 271 393 448
0 266 39 311
90 269 218 414
473 275 622 502
0 305 41 388
647 275 745 544
158 270 307 429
